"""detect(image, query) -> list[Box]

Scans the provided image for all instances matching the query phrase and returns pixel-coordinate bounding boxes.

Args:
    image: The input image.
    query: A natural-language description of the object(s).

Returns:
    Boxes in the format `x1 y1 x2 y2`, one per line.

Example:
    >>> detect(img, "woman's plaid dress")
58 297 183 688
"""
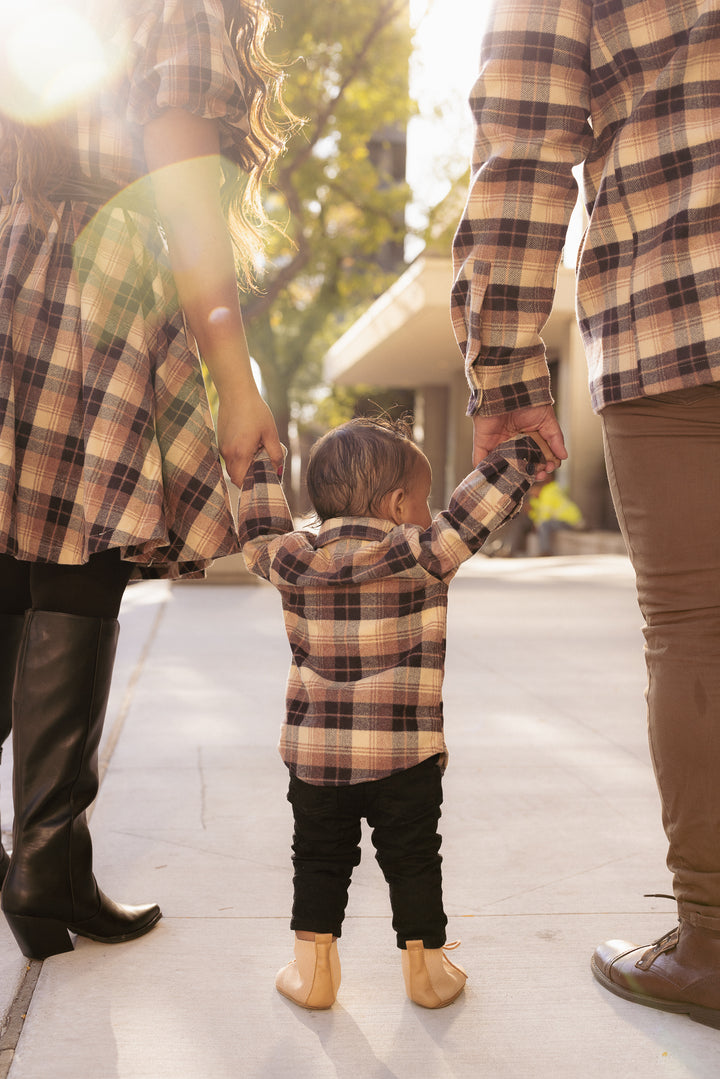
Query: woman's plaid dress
0 0 252 579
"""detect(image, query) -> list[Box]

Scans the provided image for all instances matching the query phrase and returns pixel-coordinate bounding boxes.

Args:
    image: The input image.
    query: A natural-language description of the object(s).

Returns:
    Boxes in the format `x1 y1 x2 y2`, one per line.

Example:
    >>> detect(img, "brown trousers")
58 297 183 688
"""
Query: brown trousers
602 384 720 930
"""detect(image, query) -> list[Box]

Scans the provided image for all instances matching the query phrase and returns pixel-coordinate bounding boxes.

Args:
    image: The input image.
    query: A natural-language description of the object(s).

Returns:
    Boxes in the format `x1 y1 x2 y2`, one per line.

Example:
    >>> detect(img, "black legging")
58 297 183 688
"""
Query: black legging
0 550 133 619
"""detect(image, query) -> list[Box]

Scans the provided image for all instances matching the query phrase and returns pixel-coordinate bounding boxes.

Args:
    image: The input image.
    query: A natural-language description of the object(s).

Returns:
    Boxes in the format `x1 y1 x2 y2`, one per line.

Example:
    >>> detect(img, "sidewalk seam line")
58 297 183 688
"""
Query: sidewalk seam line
0 961 41 1076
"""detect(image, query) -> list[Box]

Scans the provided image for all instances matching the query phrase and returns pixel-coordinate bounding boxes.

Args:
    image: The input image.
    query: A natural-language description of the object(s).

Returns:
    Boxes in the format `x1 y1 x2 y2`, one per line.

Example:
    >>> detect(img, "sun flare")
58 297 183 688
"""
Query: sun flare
0 0 121 124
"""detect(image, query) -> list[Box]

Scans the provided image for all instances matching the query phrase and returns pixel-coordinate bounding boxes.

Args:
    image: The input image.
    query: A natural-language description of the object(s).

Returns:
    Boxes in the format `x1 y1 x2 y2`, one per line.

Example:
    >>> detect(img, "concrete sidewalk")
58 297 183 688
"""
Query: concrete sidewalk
0 556 718 1078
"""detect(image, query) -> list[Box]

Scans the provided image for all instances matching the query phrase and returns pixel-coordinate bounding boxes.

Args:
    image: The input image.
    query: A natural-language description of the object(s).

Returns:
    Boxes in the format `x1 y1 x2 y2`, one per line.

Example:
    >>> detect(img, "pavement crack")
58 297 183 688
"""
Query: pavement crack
198 745 208 831
478 850 649 909
0 961 41 1079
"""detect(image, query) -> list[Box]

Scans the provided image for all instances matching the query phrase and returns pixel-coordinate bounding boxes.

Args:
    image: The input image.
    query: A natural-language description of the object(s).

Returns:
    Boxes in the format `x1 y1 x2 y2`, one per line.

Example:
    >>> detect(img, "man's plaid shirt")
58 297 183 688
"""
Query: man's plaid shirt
238 439 543 786
452 0 720 415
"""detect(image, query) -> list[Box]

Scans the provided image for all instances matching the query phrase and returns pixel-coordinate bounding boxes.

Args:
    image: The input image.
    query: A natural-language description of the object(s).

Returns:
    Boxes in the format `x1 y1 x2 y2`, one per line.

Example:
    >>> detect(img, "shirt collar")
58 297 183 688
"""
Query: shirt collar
314 516 395 547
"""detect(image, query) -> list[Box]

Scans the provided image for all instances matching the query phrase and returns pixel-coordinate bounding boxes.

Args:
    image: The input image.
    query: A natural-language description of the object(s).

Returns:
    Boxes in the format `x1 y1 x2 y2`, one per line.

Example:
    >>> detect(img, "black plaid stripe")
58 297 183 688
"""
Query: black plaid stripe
451 0 720 416
239 443 540 785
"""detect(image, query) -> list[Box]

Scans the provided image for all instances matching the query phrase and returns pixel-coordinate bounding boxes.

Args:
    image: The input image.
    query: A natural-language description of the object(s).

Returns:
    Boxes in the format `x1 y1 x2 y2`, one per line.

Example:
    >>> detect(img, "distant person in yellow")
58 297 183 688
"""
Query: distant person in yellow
527 478 584 556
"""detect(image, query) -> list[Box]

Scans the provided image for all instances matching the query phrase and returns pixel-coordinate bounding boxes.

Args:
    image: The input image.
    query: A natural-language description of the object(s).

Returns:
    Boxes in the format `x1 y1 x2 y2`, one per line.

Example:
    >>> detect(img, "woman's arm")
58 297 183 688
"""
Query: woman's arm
143 108 283 485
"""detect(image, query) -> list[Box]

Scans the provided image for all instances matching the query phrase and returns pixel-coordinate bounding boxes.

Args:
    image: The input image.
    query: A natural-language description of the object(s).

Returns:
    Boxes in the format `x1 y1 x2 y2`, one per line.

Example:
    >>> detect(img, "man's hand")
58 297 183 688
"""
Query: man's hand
472 404 567 479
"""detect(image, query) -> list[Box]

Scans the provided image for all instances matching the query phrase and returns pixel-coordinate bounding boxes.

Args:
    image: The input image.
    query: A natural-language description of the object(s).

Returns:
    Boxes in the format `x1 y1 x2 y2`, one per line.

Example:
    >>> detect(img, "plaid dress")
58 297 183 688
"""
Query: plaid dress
238 438 543 786
0 0 251 578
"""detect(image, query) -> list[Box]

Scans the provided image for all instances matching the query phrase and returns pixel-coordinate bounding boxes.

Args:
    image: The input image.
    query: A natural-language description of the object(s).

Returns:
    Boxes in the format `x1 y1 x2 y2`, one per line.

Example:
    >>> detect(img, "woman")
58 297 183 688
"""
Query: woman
0 0 286 959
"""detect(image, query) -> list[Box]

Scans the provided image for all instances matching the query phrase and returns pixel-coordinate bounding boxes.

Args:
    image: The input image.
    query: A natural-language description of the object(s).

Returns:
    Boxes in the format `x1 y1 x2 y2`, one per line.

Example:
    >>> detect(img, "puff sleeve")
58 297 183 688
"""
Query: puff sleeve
126 0 250 154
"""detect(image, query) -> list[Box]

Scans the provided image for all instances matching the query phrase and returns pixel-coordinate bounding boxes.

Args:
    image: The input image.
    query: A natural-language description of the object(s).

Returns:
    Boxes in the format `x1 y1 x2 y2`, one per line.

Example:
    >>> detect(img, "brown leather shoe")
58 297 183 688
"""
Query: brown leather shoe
592 923 720 1028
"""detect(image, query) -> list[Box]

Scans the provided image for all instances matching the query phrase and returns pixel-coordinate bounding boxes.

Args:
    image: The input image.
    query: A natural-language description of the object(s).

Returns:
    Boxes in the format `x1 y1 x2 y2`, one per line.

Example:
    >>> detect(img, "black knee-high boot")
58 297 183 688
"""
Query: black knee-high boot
1 610 161 959
0 615 25 883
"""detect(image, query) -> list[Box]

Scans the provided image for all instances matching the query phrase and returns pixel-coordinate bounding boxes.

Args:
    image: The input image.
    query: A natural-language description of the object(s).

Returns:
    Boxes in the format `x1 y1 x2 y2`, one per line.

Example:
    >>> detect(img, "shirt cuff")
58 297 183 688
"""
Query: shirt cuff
466 357 554 417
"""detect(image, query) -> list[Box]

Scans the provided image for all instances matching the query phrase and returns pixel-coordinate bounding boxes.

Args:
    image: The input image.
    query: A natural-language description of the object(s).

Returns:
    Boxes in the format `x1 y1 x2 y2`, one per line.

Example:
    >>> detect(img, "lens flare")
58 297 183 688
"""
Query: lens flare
0 0 121 124
208 306 232 326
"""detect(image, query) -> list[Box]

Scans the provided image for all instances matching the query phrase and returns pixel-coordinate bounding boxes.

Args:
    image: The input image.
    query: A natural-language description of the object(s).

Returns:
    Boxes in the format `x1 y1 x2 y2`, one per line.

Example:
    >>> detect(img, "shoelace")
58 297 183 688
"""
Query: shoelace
443 940 461 952
636 925 680 971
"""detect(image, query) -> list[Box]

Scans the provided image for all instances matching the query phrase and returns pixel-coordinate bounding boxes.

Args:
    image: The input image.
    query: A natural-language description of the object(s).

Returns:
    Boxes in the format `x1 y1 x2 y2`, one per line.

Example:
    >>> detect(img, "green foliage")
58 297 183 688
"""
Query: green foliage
241 0 416 487
308 385 416 434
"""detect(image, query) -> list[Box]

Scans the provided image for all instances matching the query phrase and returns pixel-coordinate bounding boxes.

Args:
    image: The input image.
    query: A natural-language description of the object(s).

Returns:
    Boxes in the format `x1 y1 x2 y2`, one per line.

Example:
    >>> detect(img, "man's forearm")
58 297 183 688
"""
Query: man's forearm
451 0 593 414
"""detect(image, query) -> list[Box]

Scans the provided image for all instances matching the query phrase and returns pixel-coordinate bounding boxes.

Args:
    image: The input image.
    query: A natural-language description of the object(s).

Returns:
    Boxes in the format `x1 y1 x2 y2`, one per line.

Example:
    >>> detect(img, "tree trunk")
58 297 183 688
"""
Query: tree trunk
245 313 297 513
272 397 294 512
261 368 294 510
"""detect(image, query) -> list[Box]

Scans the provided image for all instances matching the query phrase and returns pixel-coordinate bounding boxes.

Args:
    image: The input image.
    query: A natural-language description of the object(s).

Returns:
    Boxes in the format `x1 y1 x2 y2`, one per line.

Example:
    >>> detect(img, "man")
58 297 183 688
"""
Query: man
452 0 720 1029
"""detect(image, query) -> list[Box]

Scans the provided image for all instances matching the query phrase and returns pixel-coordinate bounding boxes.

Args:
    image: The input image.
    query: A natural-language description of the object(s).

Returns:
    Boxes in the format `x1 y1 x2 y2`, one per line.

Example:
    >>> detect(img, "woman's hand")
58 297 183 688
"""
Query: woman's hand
216 389 283 488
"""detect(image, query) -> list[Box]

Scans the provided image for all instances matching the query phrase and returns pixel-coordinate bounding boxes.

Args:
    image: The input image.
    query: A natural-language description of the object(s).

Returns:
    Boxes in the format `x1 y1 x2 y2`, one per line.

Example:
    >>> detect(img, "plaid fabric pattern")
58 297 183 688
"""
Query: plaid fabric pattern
0 0 251 578
125 0 251 164
451 0 720 416
238 439 543 785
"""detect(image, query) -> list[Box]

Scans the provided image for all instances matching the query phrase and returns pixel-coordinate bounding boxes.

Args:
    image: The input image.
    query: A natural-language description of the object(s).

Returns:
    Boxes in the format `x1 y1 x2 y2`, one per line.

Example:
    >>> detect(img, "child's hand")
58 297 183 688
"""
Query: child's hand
520 431 562 480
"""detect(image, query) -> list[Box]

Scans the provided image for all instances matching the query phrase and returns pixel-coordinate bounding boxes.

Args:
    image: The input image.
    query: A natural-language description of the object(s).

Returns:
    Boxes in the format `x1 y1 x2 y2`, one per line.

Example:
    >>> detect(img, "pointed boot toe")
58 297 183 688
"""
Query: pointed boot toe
68 892 162 944
3 891 162 959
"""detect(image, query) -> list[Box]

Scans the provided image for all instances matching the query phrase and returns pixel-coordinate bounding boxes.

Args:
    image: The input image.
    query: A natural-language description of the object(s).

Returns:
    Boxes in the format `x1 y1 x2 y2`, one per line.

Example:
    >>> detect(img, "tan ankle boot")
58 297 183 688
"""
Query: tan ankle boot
275 934 341 1009
401 939 467 1008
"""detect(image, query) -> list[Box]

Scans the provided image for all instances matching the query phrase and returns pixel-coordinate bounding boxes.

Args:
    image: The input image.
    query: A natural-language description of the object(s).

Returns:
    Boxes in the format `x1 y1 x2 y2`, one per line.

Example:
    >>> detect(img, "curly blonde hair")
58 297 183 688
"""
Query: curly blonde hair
0 0 292 281
219 0 294 285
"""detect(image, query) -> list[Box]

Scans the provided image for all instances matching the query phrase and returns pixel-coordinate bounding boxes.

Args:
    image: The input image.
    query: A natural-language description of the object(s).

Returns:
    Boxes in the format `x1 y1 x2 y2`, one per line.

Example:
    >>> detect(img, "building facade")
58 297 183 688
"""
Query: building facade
324 254 617 532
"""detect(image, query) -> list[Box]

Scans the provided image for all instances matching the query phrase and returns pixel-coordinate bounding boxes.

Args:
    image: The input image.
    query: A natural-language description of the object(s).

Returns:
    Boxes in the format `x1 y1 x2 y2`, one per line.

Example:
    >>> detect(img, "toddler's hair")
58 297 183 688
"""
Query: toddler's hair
306 415 419 521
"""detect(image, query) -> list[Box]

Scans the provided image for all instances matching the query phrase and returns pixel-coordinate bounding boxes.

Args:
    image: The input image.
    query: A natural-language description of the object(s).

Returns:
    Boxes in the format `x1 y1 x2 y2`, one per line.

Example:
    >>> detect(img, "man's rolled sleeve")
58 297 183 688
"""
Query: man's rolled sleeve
451 0 593 416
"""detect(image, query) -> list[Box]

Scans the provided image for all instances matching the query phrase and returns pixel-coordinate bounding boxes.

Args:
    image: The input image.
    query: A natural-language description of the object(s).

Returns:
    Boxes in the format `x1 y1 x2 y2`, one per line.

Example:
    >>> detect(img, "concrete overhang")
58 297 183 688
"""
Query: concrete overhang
324 255 577 388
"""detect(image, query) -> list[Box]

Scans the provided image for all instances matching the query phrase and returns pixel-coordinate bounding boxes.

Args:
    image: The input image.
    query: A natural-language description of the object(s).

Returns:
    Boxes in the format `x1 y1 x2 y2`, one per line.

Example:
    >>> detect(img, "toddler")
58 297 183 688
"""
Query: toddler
237 416 556 1010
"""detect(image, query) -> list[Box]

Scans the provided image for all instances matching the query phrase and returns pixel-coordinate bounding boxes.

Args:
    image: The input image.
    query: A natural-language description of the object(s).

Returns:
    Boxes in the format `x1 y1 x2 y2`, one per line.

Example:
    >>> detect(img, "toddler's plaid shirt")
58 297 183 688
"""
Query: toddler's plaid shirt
238 437 542 786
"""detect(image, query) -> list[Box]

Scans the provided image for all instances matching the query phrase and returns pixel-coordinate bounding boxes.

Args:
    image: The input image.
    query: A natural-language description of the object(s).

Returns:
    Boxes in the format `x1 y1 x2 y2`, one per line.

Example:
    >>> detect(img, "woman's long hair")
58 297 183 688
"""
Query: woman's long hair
0 123 75 239
220 0 294 287
0 0 293 283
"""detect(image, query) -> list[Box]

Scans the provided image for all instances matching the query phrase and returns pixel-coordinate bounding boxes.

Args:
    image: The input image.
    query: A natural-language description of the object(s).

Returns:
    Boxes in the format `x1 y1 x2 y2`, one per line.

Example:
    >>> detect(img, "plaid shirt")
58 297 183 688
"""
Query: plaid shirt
452 0 720 415
238 438 543 786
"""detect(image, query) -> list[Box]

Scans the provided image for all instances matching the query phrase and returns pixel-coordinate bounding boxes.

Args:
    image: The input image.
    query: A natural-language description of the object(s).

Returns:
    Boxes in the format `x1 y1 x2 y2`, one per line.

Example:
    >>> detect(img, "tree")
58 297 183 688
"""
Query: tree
242 0 414 502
